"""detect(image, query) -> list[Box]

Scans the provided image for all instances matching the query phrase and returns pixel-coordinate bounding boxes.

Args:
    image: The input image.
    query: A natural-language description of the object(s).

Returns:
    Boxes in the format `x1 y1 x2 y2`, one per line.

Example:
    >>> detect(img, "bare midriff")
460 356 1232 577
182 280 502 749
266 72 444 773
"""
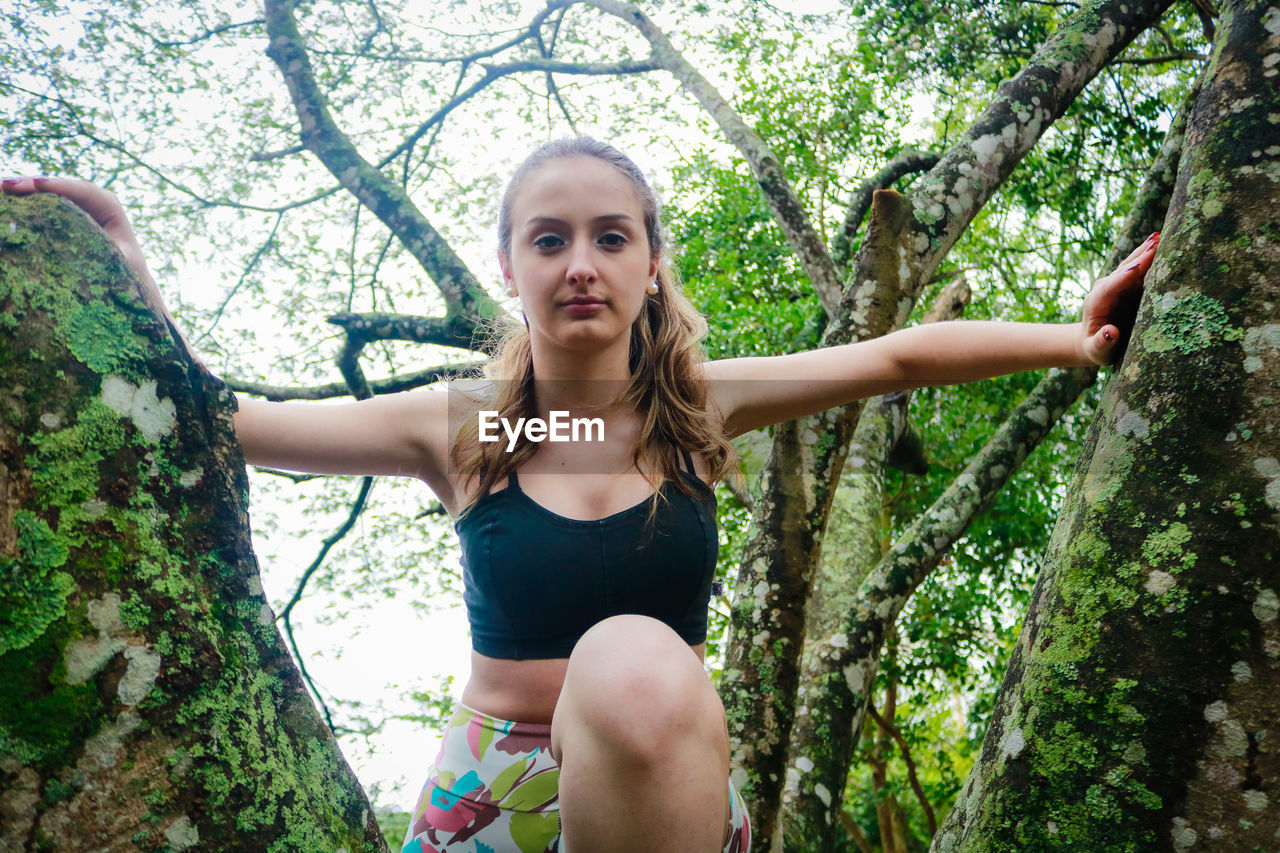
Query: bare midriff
461 642 708 725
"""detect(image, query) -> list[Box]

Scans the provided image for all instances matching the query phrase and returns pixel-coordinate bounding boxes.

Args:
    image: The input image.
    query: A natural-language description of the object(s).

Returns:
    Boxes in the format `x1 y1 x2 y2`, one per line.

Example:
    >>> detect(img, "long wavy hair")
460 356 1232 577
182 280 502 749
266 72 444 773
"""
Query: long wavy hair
452 137 737 516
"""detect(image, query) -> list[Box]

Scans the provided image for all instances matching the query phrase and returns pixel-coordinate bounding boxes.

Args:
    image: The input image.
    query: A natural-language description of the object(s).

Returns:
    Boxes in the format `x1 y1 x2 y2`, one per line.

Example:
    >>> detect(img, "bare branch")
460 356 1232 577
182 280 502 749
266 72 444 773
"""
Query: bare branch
374 55 658 171
193 211 284 346
224 360 483 400
866 703 938 835
919 273 972 325
580 0 845 315
249 143 306 162
264 0 499 342
337 337 374 401
832 148 942 275
326 311 481 350
278 475 377 734
253 467 325 482
124 18 265 50
1113 49 1206 64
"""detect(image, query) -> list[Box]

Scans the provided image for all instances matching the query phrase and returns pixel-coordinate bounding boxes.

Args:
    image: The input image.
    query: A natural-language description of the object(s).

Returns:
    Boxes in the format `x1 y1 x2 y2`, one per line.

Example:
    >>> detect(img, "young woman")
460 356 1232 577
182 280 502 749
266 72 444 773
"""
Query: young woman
3 138 1156 853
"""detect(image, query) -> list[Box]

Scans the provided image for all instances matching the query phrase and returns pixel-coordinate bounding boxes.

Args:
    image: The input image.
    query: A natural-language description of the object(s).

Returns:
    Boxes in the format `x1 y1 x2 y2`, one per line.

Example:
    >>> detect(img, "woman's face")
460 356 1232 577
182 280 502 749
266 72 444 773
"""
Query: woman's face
503 156 659 357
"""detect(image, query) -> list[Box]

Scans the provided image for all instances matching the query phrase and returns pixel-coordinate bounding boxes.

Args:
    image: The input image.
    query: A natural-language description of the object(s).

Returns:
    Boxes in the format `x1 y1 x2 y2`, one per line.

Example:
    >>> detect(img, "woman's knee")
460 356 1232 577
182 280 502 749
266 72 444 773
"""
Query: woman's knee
553 615 725 765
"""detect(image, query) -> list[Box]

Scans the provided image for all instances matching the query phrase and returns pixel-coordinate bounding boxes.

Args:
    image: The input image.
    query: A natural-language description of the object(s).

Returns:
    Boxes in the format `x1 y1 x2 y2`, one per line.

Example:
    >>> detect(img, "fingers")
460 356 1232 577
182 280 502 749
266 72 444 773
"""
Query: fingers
1088 323 1123 366
1115 231 1160 274
2 175 131 235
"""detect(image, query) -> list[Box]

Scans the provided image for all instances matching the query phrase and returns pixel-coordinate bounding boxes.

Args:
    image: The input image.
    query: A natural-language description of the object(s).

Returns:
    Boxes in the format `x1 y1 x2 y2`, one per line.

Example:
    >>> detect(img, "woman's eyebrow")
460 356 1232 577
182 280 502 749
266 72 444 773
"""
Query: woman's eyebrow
524 214 637 227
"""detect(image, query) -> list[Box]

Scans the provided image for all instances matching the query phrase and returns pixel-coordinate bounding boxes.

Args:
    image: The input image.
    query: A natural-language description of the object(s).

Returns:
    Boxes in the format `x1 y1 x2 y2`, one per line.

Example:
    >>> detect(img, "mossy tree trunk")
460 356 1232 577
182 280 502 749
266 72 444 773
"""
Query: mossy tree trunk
932 2 1280 849
0 196 387 851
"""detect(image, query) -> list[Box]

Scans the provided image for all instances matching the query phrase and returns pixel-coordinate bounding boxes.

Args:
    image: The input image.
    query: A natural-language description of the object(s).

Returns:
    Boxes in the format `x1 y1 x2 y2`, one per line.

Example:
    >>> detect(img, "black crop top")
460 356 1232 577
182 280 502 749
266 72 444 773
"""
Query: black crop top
456 451 719 660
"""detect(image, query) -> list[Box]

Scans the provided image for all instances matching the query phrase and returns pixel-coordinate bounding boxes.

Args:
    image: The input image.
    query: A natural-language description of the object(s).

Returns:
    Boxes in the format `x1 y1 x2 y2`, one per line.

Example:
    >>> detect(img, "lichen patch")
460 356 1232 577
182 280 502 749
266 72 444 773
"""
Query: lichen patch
117 645 162 705
1145 570 1176 595
1252 589 1279 622
83 710 141 770
1001 727 1026 760
1204 700 1229 723
64 633 127 685
1116 411 1150 438
99 376 177 443
164 815 200 851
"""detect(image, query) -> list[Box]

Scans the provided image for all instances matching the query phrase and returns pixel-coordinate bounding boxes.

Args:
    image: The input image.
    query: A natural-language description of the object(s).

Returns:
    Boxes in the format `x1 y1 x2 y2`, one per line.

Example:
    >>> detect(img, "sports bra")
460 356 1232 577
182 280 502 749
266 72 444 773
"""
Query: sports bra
455 450 719 660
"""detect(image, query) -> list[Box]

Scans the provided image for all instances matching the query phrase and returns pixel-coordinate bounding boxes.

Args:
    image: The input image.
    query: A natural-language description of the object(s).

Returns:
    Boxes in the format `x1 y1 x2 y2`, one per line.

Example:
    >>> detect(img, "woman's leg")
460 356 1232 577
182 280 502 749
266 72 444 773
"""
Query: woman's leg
551 614 731 853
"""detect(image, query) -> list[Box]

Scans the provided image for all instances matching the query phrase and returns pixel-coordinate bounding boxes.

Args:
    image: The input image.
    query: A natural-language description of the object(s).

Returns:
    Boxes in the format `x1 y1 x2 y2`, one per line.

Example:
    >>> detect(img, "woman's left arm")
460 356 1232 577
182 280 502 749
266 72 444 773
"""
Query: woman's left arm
707 233 1158 438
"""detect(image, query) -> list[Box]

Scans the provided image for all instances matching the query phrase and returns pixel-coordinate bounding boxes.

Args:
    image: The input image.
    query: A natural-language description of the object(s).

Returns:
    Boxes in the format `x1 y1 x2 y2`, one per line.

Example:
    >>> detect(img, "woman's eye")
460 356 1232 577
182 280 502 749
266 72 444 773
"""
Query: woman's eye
533 235 564 250
598 233 627 247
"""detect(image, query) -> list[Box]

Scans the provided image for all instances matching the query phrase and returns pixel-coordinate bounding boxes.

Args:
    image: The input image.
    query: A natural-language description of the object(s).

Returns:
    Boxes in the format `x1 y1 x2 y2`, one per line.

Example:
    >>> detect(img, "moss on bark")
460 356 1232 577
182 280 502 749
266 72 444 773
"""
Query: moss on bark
0 195 388 852
933 3 1280 849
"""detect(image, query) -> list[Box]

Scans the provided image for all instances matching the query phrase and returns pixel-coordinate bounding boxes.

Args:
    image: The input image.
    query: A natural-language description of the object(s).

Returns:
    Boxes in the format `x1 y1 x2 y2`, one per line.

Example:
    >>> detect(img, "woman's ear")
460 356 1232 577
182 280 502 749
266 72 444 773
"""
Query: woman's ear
648 256 660 283
499 256 517 297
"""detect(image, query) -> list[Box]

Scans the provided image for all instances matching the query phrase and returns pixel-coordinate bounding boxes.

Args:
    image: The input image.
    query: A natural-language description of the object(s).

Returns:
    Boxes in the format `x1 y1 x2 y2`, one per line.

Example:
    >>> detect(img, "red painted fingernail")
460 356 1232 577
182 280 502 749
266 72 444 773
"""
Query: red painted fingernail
1127 264 1140 271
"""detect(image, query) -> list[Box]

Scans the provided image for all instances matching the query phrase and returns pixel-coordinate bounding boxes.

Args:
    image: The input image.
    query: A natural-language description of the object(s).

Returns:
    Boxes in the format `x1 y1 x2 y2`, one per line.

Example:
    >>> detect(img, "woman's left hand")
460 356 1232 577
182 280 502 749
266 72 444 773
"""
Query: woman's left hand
1079 232 1159 366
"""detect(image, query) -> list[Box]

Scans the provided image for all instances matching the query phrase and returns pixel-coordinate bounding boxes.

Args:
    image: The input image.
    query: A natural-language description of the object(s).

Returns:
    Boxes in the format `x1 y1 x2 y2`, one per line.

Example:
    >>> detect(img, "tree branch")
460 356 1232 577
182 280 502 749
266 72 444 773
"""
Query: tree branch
224 362 481 402
832 148 942 275
278 475 376 734
786 365 1097 841
263 0 500 345
780 67 1197 835
579 0 845 315
780 275 969 842
838 810 876 853
193 211 284 346
866 702 938 836
1113 49 1205 64
124 18 265 50
374 55 657 172
325 311 482 350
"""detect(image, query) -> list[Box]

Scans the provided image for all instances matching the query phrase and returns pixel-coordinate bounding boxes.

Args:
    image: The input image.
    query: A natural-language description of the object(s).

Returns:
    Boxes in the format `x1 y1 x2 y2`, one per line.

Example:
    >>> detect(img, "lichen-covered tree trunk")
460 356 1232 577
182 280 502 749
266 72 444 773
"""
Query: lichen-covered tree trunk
721 3 1173 844
932 2 1280 849
782 57 1202 852
779 279 970 849
0 195 388 851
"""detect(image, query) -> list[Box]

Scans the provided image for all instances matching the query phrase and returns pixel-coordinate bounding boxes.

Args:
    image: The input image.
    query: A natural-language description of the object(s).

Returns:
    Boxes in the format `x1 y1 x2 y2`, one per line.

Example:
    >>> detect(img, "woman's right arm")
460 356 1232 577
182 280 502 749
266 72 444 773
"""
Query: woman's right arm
2 177 457 502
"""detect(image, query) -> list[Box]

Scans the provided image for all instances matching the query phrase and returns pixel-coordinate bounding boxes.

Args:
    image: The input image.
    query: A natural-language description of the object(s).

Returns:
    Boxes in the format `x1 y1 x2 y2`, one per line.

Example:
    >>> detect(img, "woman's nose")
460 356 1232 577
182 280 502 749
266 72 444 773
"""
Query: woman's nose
565 241 598 284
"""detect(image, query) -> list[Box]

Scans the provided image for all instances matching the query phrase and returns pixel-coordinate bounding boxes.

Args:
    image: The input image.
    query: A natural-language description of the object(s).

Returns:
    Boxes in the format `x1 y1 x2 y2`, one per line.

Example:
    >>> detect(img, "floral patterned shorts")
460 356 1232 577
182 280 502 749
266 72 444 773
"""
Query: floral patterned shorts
402 702 751 853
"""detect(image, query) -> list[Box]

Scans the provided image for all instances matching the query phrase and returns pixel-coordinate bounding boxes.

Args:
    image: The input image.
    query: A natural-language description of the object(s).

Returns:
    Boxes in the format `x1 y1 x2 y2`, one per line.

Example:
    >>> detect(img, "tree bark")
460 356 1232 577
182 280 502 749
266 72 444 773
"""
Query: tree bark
721 3 1175 843
781 51 1202 851
0 196 387 851
932 2 1280 848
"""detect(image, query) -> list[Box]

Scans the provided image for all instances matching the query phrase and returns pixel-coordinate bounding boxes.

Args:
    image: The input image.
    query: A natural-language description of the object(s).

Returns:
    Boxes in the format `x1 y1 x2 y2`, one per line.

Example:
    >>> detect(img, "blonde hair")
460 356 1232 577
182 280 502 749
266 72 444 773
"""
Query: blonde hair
452 137 737 515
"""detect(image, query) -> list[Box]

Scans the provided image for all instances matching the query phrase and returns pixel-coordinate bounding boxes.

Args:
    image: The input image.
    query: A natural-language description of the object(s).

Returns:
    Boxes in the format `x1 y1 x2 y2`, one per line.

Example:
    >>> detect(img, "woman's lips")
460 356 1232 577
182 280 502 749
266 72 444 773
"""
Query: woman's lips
562 301 605 316
560 297 606 316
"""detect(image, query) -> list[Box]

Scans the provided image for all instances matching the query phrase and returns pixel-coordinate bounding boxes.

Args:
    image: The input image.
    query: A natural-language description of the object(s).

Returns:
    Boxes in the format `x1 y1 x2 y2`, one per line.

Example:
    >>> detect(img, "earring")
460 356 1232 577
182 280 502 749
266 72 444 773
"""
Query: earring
646 280 660 295
505 286 516 297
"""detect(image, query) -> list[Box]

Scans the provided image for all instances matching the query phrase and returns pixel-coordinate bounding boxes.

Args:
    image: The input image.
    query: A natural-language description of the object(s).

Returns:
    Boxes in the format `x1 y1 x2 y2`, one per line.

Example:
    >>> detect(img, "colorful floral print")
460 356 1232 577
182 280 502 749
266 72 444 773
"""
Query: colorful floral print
403 703 751 852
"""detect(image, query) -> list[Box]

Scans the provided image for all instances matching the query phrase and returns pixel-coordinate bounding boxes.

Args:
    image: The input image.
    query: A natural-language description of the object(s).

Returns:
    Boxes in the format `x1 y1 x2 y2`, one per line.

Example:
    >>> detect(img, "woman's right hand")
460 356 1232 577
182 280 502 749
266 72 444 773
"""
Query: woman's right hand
2 176 153 286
